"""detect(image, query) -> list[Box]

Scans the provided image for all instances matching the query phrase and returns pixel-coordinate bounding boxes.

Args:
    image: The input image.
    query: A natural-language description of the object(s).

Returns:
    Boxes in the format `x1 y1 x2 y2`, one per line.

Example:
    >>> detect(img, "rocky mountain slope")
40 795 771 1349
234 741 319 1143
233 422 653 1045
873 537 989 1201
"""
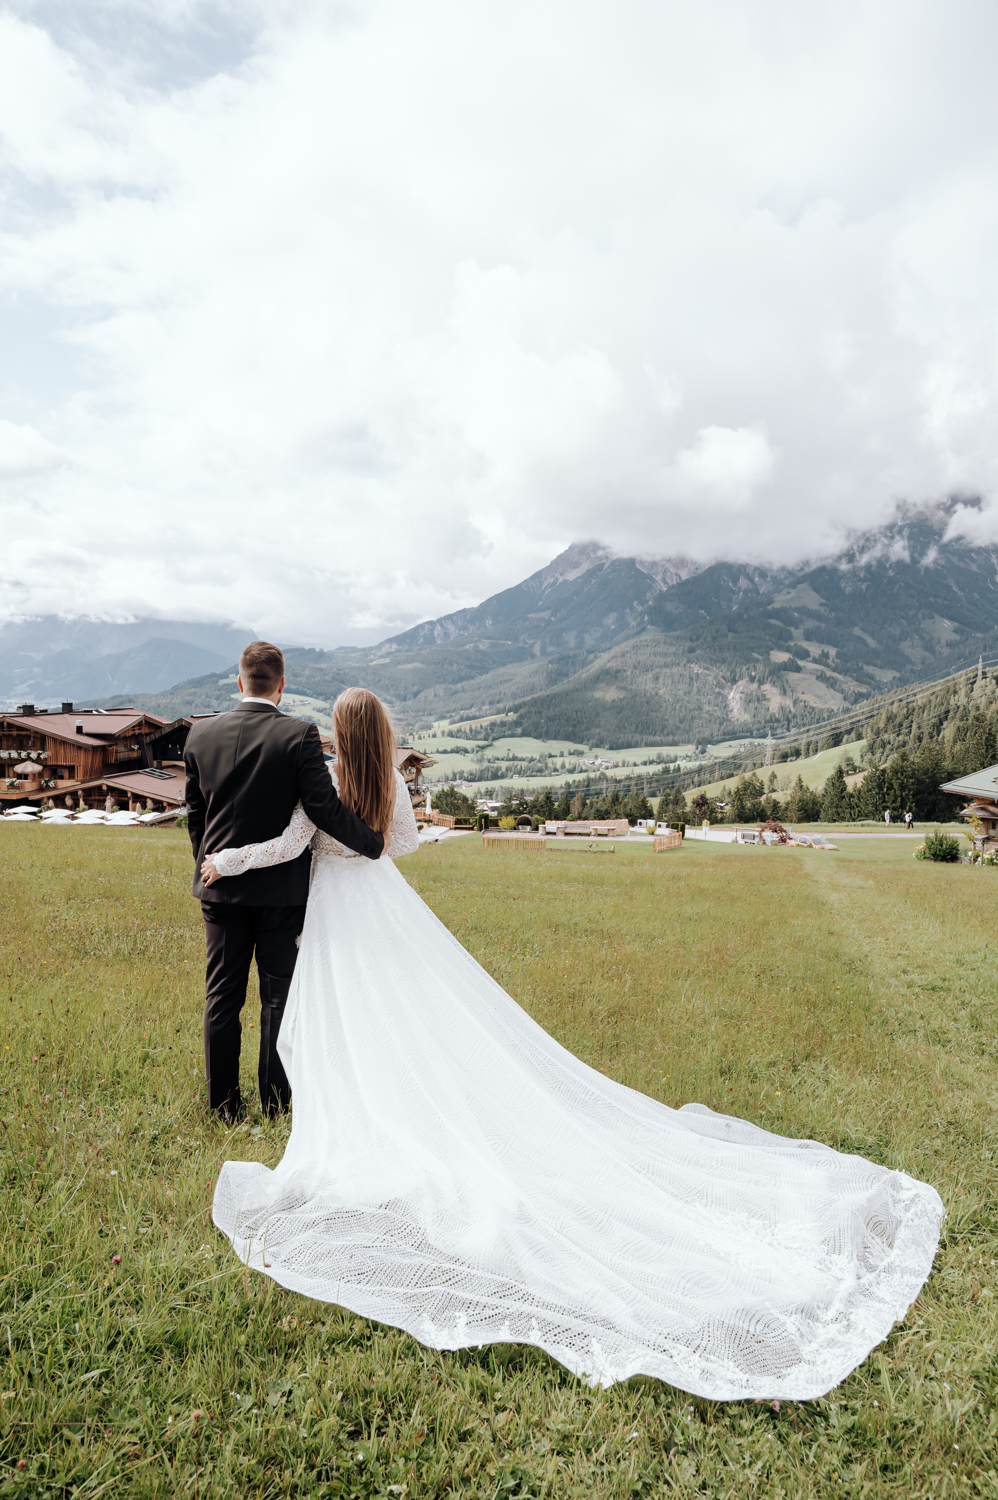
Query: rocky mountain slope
385 542 702 655
86 507 998 746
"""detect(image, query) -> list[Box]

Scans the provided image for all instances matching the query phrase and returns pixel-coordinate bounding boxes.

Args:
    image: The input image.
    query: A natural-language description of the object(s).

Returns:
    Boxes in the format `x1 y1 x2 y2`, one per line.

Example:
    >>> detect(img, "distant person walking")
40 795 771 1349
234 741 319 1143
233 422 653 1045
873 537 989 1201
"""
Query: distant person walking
884 808 891 827
903 810 913 830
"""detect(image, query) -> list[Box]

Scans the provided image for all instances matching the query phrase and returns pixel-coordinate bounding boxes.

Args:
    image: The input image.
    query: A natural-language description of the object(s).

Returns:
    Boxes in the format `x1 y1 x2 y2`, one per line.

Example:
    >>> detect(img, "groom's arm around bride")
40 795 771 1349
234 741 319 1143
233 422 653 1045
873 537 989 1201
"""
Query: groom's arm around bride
184 640 385 1122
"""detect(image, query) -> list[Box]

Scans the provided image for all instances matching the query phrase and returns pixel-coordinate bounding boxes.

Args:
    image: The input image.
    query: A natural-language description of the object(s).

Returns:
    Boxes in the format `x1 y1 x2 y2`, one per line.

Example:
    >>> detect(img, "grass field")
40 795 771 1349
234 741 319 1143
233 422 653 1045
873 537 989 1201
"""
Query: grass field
1 826 996 1498
408 733 779 793
410 729 872 800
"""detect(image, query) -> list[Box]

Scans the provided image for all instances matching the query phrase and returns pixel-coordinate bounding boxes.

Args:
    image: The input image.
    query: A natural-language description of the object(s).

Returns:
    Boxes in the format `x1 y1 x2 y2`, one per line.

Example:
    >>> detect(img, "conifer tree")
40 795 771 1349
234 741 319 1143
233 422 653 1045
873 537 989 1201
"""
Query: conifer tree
431 785 478 818
622 792 654 825
912 742 949 821
785 774 822 823
857 765 887 820
819 763 850 822
886 748 915 819
657 788 687 822
729 773 765 823
533 788 556 821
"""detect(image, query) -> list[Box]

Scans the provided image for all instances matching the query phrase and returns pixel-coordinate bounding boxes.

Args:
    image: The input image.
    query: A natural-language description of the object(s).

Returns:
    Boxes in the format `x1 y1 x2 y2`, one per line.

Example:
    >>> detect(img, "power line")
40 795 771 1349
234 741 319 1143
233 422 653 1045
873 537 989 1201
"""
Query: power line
508 652 998 803
449 650 998 804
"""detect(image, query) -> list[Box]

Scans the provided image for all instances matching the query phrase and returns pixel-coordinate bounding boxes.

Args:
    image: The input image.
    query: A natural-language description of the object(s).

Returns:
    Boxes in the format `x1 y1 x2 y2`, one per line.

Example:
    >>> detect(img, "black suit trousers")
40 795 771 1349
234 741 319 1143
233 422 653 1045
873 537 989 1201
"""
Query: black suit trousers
201 902 307 1116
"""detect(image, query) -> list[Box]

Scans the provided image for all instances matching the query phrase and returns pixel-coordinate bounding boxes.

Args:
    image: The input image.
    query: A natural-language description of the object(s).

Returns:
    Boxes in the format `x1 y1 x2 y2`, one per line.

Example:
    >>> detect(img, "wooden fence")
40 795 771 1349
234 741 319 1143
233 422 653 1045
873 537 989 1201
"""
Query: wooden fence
482 834 546 853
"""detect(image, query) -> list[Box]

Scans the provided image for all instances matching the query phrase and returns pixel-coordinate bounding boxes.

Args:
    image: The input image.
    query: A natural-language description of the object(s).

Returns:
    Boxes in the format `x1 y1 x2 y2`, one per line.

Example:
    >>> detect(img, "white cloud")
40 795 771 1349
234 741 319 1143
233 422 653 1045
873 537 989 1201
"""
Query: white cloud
671 426 776 512
0 417 67 475
0 0 998 642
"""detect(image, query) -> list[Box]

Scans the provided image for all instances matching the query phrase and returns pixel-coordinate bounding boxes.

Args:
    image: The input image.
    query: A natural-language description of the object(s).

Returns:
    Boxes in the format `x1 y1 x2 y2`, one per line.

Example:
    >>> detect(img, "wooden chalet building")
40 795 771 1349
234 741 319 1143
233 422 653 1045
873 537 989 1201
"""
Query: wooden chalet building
3 705 438 816
396 747 436 808
0 703 195 813
940 763 998 851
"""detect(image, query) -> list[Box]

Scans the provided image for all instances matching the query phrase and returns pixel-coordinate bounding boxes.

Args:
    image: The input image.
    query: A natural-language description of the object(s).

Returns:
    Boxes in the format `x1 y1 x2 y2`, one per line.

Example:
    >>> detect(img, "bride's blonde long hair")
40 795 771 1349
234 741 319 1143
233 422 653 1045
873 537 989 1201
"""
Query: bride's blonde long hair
332 688 397 834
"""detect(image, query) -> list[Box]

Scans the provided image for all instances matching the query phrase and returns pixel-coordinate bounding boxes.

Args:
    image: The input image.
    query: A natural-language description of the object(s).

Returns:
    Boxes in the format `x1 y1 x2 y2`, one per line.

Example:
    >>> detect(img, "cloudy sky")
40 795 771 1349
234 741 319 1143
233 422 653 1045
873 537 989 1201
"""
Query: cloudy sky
1 0 997 644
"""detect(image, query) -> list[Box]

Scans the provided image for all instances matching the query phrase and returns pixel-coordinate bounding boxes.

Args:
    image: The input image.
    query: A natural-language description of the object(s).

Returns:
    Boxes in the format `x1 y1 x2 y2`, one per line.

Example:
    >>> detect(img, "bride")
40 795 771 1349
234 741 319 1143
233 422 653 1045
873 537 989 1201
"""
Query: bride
203 688 943 1399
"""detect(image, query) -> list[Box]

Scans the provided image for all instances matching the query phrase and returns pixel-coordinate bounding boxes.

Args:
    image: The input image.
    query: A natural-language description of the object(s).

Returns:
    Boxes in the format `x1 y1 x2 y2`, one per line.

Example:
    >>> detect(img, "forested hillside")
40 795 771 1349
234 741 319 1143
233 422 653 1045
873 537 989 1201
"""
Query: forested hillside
863 671 998 771
674 670 998 828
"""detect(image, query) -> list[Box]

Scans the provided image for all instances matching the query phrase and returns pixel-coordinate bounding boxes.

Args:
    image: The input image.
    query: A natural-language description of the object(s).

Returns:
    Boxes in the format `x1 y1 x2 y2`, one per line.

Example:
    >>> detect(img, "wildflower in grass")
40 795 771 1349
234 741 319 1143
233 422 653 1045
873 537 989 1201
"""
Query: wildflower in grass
111 1254 121 1265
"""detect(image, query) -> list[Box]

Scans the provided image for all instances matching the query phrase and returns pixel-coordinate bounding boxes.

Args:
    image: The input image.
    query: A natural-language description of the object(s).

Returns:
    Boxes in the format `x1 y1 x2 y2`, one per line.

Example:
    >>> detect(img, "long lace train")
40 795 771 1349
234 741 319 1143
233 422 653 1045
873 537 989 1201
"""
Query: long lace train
211 817 942 1397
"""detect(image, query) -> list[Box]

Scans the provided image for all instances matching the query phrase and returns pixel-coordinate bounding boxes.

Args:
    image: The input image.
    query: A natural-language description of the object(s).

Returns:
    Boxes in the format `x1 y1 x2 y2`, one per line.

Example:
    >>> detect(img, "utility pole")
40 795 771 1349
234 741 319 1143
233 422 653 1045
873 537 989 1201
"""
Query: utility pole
978 654 984 683
764 731 773 767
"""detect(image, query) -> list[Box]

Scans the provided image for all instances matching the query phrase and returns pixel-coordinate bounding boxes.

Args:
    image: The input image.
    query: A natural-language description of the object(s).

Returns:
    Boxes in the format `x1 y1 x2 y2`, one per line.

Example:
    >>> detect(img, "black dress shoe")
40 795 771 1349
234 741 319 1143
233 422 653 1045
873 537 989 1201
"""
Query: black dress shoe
213 1103 246 1127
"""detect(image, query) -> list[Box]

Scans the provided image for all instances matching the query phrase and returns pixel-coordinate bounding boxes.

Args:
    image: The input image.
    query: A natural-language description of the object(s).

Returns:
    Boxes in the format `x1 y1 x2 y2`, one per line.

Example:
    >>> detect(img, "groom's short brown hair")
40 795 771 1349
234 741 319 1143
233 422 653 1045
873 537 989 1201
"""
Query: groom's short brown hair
239 641 285 694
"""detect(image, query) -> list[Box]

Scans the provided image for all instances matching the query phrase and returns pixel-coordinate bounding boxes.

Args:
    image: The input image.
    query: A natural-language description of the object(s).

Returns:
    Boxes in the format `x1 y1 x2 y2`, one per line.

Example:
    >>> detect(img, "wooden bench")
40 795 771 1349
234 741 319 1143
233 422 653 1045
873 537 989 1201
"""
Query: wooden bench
553 819 631 837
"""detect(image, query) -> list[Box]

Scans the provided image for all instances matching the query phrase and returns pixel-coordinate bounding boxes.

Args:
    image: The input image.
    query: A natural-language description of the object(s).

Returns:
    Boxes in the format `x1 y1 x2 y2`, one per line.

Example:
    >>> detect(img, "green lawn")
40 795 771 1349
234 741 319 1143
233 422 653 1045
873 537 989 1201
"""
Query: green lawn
1 827 996 1497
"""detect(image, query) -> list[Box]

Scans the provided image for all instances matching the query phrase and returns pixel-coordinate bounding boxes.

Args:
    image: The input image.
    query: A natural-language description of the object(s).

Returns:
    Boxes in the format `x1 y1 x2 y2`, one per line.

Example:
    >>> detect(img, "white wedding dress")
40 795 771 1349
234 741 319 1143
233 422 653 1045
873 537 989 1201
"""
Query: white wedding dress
210 767 943 1399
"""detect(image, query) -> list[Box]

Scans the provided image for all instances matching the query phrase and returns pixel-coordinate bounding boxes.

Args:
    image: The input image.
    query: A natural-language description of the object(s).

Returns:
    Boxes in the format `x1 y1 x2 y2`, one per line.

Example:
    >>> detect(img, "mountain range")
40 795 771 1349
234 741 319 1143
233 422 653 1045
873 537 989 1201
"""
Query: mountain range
0 618 254 706
15 505 998 748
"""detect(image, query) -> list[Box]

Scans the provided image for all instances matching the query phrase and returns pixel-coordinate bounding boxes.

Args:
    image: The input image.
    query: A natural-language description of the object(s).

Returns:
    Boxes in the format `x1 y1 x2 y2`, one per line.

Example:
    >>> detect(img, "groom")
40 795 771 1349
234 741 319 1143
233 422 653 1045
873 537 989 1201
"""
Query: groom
184 641 387 1123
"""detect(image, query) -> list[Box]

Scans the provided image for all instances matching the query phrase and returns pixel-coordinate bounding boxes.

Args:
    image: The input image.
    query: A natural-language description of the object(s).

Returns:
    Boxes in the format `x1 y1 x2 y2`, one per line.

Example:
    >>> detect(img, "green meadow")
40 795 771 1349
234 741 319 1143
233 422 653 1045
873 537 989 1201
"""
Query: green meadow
681 739 869 804
1 826 996 1498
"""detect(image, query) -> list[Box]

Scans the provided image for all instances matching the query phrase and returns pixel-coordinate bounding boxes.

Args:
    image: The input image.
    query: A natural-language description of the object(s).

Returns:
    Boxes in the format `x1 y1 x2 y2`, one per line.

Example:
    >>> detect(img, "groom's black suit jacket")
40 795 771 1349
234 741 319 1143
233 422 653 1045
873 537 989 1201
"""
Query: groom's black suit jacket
184 701 383 904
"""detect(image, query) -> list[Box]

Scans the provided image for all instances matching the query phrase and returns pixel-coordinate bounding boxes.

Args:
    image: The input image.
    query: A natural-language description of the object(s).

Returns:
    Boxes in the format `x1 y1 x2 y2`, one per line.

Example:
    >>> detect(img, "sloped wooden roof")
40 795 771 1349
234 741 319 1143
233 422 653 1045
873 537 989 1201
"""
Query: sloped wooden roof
0 711 170 749
397 746 436 772
72 767 187 805
940 764 998 798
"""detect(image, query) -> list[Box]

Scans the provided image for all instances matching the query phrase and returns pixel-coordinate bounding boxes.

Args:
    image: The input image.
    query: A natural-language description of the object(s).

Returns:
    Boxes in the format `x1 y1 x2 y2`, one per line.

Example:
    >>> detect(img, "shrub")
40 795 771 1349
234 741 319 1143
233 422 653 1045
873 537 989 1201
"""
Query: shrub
498 816 517 830
691 792 715 823
915 831 962 862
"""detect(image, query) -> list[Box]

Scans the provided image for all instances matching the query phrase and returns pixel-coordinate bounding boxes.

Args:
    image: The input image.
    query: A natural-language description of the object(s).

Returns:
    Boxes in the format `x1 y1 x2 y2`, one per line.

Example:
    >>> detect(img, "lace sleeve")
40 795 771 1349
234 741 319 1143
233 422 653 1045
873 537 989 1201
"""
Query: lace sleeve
210 802 317 878
388 769 420 858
